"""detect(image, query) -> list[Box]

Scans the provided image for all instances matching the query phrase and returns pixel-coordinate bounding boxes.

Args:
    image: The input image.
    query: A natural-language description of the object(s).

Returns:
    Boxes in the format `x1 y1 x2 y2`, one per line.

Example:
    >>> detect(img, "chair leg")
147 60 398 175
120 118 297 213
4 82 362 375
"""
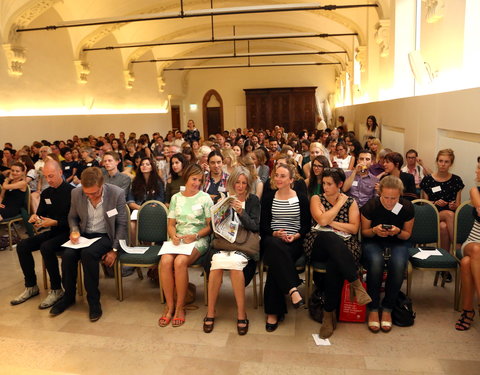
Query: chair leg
77 261 83 296
203 268 208 306
433 271 440 286
252 267 258 309
258 261 264 307
8 221 13 251
406 262 413 297
115 260 122 301
306 265 312 308
42 257 48 290
158 263 165 304
454 266 460 311
136 267 144 280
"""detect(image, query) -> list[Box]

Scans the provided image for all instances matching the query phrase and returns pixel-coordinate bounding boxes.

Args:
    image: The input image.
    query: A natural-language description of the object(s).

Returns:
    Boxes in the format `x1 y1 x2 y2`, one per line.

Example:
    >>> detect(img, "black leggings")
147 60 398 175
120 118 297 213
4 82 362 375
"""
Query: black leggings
311 232 358 312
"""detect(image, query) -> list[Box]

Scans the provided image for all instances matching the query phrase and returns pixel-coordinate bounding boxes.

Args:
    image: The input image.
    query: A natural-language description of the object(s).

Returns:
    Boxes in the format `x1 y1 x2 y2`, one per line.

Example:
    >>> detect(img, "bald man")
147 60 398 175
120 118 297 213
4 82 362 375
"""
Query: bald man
11 160 74 309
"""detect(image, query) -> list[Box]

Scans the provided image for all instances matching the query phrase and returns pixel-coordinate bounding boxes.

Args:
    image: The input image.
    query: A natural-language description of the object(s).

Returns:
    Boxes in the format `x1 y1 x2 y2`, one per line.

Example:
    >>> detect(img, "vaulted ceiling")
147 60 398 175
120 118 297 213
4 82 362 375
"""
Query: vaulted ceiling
1 0 387 89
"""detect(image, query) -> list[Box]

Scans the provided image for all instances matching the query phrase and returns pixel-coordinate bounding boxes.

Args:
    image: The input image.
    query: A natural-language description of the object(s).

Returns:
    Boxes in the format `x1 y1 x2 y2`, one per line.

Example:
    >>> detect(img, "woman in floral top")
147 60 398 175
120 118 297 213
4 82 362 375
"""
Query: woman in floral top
159 164 213 328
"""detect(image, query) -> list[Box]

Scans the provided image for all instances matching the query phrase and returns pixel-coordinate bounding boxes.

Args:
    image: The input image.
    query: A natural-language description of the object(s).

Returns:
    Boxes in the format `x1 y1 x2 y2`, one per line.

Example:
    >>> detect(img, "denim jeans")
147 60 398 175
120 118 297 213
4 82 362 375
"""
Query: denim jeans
362 239 411 312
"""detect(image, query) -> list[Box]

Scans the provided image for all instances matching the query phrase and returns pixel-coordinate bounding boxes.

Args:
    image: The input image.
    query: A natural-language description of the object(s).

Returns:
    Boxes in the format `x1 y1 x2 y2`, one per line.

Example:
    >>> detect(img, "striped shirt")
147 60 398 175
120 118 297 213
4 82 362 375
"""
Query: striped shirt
271 197 301 235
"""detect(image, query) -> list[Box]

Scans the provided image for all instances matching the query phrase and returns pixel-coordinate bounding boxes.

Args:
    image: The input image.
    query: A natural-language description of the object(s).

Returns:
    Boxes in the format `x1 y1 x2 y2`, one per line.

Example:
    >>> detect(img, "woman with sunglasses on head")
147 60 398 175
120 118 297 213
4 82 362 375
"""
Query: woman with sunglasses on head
260 162 311 332
307 167 371 338
455 157 480 331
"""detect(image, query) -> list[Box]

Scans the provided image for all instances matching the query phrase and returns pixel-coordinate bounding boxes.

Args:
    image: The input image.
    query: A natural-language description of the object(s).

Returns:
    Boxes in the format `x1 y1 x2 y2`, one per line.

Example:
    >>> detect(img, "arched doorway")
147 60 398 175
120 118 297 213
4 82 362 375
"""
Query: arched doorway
202 89 224 137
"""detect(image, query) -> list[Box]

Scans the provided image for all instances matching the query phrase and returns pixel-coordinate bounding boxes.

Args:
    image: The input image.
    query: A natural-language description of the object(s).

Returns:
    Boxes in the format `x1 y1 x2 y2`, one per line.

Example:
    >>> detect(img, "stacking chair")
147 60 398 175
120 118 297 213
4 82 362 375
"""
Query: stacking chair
406 199 459 309
115 200 167 301
452 200 475 310
258 254 307 307
0 186 30 250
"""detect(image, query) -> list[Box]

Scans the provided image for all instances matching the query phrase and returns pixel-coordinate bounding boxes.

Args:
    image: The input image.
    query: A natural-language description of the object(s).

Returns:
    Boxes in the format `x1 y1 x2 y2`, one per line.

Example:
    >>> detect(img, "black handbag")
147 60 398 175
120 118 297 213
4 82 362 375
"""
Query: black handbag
392 291 416 327
308 287 325 323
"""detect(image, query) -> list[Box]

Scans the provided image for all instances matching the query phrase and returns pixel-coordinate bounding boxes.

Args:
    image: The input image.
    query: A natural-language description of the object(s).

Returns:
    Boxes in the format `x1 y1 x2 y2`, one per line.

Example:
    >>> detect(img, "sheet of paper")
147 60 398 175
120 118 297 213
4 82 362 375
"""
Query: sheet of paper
158 241 196 256
119 239 150 254
412 252 431 260
418 248 442 256
312 334 331 346
62 236 101 249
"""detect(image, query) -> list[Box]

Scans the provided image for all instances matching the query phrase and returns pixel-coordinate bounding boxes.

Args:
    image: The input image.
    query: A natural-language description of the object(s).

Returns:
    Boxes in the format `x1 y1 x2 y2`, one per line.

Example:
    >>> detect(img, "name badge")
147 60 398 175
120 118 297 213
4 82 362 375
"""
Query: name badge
65 166 70 170
107 208 118 217
87 163 92 167
288 196 299 205
218 186 226 192
352 181 359 187
45 198 52 205
192 204 202 211
180 186 186 192
391 202 403 215
432 186 441 193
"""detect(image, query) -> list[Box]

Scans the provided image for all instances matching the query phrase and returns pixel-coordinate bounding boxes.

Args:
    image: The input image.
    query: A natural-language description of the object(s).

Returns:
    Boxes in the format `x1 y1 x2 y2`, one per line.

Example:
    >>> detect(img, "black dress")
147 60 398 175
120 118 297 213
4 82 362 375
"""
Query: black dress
0 188 26 219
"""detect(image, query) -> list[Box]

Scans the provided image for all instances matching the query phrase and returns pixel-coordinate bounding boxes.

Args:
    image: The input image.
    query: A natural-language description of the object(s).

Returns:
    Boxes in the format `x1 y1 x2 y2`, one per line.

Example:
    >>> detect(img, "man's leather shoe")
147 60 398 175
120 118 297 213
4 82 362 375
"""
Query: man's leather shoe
49 298 75 317
89 304 102 322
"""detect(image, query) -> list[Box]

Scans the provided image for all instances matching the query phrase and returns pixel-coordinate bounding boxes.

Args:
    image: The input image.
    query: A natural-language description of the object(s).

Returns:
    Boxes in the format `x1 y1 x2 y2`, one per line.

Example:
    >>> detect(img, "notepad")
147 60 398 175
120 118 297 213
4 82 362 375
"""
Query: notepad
119 240 149 254
158 241 196 256
62 236 101 249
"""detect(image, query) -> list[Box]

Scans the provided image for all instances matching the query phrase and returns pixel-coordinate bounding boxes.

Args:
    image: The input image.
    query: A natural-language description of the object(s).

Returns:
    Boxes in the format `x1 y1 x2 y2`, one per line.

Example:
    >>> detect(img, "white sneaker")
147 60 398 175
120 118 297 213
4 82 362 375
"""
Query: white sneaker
38 289 64 310
10 285 40 306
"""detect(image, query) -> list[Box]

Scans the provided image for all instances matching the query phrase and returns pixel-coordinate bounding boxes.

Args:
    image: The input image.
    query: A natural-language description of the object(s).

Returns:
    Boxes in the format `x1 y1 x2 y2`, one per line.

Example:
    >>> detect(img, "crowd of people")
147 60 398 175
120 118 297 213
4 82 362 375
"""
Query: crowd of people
1 116 479 337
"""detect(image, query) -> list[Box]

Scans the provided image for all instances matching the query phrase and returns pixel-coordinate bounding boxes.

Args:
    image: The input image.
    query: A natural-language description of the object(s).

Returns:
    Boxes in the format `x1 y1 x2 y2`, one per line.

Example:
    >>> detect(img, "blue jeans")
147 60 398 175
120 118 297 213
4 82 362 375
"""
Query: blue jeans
362 239 411 312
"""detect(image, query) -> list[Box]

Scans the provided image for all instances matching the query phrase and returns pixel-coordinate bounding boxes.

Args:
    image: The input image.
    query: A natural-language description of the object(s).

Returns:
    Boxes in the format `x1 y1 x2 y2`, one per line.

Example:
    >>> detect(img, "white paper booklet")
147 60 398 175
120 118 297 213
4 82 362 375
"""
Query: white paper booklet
62 236 101 249
158 241 196 256
119 239 150 254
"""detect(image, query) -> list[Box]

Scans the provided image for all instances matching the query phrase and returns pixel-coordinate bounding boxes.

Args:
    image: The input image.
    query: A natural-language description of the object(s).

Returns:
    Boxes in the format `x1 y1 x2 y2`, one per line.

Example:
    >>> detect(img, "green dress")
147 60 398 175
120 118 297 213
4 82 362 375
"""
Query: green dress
168 190 213 255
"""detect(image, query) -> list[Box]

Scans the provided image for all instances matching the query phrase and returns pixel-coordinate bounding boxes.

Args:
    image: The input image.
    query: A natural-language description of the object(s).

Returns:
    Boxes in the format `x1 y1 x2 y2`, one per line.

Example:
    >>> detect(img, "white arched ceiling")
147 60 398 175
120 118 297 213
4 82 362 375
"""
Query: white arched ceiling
2 0 381 85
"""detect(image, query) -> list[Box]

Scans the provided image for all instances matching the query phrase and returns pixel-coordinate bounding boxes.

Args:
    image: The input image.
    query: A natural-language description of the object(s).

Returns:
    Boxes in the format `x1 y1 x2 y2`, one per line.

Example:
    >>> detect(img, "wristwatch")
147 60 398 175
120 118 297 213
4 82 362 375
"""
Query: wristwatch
195 234 200 240
112 248 118 253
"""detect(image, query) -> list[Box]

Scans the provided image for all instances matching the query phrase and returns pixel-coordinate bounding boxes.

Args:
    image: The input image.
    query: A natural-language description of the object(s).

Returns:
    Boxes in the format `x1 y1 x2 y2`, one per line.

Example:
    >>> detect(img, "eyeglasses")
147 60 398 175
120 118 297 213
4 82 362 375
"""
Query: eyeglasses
312 164 324 169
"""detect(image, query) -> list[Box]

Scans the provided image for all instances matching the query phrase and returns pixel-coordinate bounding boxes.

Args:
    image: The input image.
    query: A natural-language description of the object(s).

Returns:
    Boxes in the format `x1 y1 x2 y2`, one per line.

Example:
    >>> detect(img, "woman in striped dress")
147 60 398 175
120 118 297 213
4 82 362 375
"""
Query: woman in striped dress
260 163 311 332
455 157 480 331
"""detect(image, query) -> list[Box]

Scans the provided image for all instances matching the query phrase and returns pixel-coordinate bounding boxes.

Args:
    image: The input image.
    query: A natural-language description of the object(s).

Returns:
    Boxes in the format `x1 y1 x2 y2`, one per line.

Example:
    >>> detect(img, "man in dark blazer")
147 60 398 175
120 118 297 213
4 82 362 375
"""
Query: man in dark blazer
50 167 127 321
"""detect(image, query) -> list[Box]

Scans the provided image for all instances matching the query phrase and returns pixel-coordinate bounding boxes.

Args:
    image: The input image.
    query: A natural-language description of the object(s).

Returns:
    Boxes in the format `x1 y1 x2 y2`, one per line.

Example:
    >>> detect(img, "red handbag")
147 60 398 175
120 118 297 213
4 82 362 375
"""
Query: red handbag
339 280 367 322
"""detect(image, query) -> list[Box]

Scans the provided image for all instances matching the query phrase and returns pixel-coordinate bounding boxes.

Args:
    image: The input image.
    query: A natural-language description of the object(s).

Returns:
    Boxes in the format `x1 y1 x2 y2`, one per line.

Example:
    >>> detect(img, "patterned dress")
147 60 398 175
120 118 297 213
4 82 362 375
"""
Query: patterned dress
420 174 464 212
168 190 213 255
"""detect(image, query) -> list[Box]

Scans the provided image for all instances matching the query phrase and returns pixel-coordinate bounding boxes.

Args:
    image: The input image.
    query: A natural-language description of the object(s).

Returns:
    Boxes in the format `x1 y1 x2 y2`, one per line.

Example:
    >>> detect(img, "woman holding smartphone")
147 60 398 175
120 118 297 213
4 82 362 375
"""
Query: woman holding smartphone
360 176 414 333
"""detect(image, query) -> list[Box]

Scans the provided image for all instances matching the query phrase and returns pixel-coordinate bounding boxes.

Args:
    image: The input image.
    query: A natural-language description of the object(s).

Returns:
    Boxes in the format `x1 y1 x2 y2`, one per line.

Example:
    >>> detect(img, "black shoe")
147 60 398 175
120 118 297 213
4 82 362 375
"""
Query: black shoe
237 318 249 336
265 314 284 333
442 271 453 283
203 316 215 333
289 289 305 309
89 304 103 322
49 298 75 317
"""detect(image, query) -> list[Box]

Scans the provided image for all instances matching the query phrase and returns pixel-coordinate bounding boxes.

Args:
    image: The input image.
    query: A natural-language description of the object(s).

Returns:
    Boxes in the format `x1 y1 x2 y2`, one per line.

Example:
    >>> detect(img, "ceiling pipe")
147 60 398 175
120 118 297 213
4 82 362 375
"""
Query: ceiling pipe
84 32 357 52
163 61 341 71
132 50 347 63
16 3 377 32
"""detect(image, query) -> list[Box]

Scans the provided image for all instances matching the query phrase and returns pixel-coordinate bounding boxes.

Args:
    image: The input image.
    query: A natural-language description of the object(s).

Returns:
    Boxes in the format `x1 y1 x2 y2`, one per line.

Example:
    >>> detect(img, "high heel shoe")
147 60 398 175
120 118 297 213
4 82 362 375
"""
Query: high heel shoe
203 316 215 333
350 279 372 306
289 289 305 309
237 318 249 336
455 309 475 331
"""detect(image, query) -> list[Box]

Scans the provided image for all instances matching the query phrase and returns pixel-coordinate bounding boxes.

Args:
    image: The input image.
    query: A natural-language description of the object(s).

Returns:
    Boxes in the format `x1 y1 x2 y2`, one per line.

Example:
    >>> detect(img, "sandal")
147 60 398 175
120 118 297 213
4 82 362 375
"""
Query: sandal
455 309 475 331
172 309 186 328
289 289 305 309
237 318 249 336
203 317 215 333
158 307 174 327
367 311 380 333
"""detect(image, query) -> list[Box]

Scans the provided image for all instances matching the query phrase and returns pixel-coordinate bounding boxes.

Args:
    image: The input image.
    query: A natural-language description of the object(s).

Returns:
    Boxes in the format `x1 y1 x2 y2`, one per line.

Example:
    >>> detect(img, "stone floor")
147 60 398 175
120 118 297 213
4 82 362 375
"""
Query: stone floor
0 233 479 375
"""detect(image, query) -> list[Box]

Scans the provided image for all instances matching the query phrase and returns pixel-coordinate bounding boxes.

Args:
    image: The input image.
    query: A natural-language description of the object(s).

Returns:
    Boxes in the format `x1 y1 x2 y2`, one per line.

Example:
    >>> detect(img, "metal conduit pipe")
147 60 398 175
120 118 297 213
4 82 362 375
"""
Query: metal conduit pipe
132 50 347 63
84 32 357 52
16 3 377 32
163 61 341 71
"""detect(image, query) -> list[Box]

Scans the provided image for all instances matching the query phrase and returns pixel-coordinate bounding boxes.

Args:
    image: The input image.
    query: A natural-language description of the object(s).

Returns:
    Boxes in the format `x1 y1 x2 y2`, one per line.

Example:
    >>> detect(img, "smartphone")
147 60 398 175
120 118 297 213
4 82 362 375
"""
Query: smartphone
381 224 392 230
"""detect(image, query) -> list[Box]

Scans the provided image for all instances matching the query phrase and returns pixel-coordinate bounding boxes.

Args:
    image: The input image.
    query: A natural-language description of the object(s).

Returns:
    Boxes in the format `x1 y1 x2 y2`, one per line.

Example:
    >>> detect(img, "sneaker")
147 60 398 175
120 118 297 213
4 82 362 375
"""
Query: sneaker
38 289 64 310
10 285 40 306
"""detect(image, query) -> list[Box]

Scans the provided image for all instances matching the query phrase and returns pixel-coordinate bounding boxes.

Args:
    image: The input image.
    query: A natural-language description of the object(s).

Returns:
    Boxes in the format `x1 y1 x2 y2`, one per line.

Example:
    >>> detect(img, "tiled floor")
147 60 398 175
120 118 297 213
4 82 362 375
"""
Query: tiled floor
0 243 479 375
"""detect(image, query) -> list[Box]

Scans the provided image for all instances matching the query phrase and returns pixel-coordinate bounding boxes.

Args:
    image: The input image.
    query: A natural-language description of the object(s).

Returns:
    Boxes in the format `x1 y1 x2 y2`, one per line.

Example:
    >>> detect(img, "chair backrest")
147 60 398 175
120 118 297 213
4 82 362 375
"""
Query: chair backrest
411 199 440 246
454 200 475 245
136 200 168 244
24 185 31 214
125 204 131 245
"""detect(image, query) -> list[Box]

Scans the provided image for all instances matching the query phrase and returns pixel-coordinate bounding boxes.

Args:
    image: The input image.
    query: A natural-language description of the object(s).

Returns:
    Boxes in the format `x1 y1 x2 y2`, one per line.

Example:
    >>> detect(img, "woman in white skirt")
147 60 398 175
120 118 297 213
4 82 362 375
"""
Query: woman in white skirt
203 166 260 335
455 157 480 331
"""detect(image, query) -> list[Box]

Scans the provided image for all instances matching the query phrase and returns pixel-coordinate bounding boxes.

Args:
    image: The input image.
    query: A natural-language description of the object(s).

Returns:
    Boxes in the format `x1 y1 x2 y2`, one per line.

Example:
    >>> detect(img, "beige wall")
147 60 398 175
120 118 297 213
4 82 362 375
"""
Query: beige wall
0 113 171 147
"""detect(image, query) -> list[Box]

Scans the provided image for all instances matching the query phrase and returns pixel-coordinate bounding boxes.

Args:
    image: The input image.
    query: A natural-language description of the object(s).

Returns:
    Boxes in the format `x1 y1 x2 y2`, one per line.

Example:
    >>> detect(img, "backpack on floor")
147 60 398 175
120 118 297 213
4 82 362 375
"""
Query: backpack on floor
392 291 416 327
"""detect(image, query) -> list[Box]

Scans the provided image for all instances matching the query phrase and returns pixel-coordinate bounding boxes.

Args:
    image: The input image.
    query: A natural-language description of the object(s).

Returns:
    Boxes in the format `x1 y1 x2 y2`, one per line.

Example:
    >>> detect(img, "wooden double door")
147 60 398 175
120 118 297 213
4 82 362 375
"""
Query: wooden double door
244 87 317 133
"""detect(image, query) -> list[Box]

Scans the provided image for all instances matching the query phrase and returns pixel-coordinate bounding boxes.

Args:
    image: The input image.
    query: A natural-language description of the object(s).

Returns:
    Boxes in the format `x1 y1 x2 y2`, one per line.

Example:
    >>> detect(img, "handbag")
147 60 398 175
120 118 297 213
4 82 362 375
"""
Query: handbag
392 291 416 327
308 287 325 323
212 226 260 258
